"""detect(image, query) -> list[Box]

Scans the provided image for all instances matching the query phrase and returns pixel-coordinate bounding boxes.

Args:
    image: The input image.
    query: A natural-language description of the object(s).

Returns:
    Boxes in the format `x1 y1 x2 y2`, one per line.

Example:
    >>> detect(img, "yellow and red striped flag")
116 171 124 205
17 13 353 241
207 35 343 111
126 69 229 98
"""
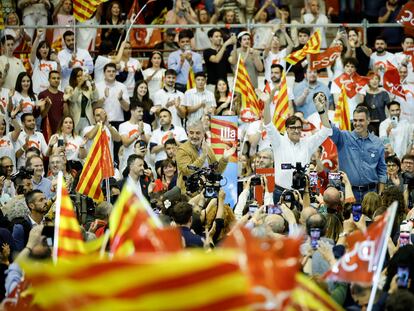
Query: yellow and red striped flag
186 66 195 90
73 0 109 23
51 35 63 53
285 30 321 65
54 173 85 260
235 57 262 119
21 251 250 311
334 85 351 131
287 273 344 311
0 2 4 30
76 125 114 202
272 71 289 132
109 180 182 257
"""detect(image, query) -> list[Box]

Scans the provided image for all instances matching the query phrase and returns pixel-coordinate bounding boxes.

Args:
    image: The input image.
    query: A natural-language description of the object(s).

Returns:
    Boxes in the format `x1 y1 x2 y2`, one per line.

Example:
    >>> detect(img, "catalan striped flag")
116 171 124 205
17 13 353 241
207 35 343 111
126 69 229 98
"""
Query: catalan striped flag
287 273 344 311
272 71 289 132
73 0 109 23
51 35 63 53
235 57 262 119
285 30 321 65
186 66 195 90
76 125 114 202
109 180 182 257
54 173 85 260
21 251 250 311
334 85 351 131
0 2 4 30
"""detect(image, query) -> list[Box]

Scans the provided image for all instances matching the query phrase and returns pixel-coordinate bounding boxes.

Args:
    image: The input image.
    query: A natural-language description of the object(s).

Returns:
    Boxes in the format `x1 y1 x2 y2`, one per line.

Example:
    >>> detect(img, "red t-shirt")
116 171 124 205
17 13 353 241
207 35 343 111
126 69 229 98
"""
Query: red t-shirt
38 89 65 135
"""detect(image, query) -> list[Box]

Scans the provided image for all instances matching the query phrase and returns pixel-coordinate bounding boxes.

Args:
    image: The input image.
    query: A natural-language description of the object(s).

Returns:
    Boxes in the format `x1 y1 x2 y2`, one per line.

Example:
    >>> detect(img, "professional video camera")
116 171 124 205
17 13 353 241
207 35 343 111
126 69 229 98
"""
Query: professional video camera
281 162 308 190
184 163 223 198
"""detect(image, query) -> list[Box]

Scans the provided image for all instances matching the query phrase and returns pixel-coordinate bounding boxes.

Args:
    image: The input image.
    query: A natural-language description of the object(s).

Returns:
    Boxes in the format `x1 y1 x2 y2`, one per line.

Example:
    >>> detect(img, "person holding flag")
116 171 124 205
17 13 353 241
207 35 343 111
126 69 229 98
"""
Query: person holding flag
262 88 332 204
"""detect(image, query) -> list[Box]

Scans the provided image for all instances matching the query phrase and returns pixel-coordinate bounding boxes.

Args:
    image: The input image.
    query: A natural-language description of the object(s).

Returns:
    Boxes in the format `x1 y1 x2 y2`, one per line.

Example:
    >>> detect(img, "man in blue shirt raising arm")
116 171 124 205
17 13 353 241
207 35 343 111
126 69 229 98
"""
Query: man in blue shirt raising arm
330 105 387 203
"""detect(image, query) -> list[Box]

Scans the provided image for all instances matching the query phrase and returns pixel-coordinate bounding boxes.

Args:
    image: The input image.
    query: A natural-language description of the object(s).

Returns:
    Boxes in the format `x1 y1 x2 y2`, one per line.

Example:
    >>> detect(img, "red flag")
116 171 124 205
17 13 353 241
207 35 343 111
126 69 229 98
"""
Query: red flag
321 138 338 171
403 46 414 68
323 204 396 283
383 61 407 100
334 72 370 98
310 46 342 70
222 227 302 308
397 2 414 30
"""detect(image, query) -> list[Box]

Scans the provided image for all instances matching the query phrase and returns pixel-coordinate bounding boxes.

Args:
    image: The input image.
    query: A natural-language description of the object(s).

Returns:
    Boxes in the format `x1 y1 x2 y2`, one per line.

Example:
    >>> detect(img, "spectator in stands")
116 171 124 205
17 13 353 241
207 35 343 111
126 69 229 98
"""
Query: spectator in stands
153 69 186 128
153 29 180 57
293 67 333 119
76 5 102 50
267 64 294 115
183 72 216 124
168 30 203 93
52 0 75 44
153 158 177 193
214 79 232 115
204 28 236 89
117 42 142 97
38 71 67 136
401 154 414 174
378 0 404 47
15 113 48 169
330 106 387 202
58 30 94 89
290 28 310 83
119 101 152 173
302 0 329 48
47 115 86 162
165 0 198 25
215 0 246 23
385 156 403 191
346 28 372 76
142 51 166 102
229 31 263 89
0 35 26 90
172 201 204 248
252 0 279 50
0 156 16 197
4 12 31 53
396 64 414 123
96 63 130 127
48 153 73 193
101 1 126 48
83 107 121 163
17 0 50 41
369 36 397 82
362 72 390 135
176 121 234 195
263 25 294 82
327 31 349 82
27 155 53 200
262 90 332 203
150 108 187 170
121 154 152 199
379 101 414 159
130 80 155 127
0 115 20 172
220 9 243 40
395 36 414 84
29 29 60 95
64 67 98 133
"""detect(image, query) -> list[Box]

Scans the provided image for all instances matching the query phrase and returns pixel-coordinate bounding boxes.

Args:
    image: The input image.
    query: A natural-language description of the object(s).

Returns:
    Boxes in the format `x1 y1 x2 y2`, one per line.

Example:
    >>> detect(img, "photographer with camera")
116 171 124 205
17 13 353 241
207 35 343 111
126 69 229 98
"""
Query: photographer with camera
262 89 332 204
176 121 235 196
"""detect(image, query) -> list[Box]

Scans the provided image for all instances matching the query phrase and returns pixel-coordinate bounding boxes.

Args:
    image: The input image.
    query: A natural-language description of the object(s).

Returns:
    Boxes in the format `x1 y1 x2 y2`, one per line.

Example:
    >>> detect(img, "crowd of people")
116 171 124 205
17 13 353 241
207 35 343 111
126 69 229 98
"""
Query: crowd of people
0 0 413 309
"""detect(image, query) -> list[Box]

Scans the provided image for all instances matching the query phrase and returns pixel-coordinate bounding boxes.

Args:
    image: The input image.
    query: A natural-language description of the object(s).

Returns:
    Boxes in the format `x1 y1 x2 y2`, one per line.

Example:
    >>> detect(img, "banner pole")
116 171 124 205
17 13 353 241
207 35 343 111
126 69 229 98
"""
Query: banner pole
230 53 241 112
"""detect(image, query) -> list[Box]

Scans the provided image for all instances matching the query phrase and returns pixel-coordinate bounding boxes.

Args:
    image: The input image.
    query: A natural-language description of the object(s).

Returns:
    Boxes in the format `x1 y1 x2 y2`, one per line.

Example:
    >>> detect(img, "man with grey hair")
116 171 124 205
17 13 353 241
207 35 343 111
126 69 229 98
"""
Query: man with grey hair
257 149 274 168
176 121 235 195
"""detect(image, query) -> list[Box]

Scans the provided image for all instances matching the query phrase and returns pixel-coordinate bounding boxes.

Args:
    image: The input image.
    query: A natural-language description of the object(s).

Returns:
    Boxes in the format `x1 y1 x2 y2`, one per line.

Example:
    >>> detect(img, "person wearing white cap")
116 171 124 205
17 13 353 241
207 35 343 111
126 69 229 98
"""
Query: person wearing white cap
228 31 263 89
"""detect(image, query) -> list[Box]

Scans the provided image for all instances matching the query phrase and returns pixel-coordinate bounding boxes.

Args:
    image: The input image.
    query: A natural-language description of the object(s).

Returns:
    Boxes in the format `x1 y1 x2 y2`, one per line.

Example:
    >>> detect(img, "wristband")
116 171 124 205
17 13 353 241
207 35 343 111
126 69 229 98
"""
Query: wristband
318 110 325 115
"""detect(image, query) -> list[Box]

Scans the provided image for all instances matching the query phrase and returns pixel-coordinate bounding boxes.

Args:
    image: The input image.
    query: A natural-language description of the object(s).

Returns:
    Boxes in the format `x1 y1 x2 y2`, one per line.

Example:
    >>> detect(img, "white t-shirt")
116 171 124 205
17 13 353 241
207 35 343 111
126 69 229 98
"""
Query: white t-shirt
395 83 414 123
0 133 17 171
394 51 414 84
31 58 59 94
94 56 111 84
150 125 187 162
142 68 166 101
119 120 152 172
15 131 48 169
369 52 397 83
183 88 216 124
264 49 287 82
153 88 184 127
49 133 84 162
0 87 9 117
303 14 329 48
12 93 37 123
95 81 130 122
119 58 142 97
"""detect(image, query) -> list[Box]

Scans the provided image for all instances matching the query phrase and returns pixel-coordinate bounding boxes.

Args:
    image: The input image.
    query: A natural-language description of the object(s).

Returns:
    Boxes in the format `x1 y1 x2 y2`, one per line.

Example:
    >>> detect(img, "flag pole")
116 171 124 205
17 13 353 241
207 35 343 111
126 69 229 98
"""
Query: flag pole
52 171 64 264
105 178 110 203
230 53 241 112
366 202 398 311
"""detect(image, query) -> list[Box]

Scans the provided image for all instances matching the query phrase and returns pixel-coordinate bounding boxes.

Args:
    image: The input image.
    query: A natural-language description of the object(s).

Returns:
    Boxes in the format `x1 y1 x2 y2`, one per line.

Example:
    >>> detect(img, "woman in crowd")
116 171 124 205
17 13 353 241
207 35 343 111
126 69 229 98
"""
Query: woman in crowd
0 114 21 171
101 1 125 47
47 115 86 162
131 80 154 126
153 158 177 193
327 32 349 83
4 12 31 53
142 51 166 102
117 41 142 97
52 0 74 44
64 68 99 133
385 156 404 191
362 72 389 135
214 79 231 116
346 28 372 76
29 29 60 94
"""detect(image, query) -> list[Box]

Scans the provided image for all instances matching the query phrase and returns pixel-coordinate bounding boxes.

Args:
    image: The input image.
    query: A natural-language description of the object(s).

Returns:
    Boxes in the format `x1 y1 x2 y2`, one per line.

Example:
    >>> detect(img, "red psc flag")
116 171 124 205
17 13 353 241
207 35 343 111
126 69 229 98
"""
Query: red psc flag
310 46 342 70
383 61 406 100
397 2 414 30
334 73 370 98
323 206 395 283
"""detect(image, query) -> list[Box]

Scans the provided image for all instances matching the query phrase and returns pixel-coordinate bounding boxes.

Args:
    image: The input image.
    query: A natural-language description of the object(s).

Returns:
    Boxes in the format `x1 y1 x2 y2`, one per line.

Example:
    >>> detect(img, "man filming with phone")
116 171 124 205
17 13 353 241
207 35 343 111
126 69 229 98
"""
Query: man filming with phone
263 90 332 204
